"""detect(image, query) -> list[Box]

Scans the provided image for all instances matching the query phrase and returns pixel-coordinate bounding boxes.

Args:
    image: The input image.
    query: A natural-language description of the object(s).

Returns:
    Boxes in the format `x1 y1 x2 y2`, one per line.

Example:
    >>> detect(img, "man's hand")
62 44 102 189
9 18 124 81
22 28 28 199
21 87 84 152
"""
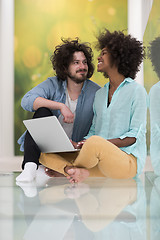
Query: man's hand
33 98 74 124
60 103 74 123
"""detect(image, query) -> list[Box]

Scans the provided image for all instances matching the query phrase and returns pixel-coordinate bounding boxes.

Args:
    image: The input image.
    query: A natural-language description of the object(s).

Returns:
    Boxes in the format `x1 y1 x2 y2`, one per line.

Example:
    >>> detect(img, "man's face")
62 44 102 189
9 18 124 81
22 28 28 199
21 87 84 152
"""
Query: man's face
67 51 88 84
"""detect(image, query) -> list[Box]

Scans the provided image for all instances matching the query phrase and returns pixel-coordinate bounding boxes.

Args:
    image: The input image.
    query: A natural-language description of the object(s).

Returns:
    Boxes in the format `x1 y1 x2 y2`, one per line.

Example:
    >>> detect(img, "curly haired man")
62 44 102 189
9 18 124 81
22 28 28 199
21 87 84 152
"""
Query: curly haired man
16 38 100 182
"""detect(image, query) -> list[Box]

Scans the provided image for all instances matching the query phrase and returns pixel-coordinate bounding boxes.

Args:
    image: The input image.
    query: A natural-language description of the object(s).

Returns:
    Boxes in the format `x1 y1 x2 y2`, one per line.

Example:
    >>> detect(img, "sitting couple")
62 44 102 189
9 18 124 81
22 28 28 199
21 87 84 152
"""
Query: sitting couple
16 29 147 184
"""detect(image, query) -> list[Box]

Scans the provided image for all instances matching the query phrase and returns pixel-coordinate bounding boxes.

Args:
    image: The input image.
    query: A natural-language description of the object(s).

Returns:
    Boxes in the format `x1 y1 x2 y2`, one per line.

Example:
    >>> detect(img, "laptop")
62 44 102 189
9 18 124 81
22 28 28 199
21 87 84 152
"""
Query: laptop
23 116 79 153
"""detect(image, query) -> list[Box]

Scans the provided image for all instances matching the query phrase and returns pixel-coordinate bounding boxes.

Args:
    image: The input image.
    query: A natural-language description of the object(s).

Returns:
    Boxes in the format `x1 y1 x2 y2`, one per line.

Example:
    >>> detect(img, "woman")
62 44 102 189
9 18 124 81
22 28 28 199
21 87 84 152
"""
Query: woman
149 36 160 175
41 30 147 183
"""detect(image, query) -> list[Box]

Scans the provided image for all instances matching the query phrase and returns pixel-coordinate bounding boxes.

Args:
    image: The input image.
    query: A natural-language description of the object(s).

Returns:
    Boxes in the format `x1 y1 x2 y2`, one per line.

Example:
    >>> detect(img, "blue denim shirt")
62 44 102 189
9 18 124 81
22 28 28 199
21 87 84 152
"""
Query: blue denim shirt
18 76 100 151
85 78 147 177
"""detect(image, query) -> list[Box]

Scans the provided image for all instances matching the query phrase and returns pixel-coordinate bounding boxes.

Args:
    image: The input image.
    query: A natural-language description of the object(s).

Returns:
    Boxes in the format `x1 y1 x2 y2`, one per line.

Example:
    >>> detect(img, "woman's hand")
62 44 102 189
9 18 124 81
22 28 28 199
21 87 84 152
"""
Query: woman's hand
70 140 79 149
76 140 86 149
70 140 86 149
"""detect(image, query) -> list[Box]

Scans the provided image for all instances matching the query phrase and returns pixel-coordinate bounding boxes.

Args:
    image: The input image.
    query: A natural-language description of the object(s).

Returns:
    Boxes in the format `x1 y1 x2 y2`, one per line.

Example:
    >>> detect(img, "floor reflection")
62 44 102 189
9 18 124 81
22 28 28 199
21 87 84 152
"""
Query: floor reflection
146 172 160 240
12 175 148 240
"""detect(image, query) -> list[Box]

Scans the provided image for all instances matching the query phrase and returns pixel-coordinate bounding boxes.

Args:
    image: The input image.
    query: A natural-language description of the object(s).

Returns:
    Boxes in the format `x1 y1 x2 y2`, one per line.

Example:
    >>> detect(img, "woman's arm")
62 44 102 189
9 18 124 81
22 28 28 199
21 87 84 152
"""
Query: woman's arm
109 86 147 148
108 137 136 148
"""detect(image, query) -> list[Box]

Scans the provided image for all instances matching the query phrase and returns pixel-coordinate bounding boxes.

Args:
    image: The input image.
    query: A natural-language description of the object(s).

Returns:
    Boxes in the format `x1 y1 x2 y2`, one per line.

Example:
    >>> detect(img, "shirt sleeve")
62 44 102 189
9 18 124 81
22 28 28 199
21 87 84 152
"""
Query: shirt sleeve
17 131 26 151
149 84 160 175
84 102 96 139
149 83 160 126
21 78 57 112
119 86 147 140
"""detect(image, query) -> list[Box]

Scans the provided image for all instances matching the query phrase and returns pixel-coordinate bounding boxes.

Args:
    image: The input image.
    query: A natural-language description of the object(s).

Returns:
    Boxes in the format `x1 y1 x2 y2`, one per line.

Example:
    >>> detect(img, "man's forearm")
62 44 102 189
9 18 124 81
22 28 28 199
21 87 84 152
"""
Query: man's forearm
33 97 63 111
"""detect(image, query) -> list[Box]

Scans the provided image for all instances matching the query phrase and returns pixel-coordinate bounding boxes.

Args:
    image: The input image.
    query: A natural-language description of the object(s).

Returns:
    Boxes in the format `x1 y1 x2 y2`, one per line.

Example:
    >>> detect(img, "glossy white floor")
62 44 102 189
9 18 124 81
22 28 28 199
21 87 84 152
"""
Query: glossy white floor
0 156 159 240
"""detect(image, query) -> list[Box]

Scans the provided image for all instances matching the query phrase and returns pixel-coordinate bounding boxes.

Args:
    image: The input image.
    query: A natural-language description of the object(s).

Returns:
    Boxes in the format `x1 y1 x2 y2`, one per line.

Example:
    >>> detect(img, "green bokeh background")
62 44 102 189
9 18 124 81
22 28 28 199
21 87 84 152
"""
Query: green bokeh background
14 0 127 155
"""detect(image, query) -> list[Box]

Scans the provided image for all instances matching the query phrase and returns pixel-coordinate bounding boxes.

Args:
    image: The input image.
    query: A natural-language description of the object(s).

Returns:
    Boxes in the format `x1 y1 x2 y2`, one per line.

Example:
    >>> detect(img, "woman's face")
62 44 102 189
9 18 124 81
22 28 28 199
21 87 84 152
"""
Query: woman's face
97 48 111 73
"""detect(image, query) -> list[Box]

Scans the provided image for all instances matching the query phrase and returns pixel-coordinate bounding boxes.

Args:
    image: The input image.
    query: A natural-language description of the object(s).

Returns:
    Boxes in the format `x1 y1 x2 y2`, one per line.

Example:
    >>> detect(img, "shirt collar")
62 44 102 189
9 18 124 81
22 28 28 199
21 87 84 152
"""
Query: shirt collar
81 79 88 92
62 80 67 89
105 77 133 88
124 77 134 83
118 77 134 89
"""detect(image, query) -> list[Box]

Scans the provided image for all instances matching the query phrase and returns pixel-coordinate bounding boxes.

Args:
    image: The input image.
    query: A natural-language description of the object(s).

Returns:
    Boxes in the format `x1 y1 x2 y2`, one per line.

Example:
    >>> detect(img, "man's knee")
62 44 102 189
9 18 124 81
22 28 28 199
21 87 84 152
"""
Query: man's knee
33 107 53 118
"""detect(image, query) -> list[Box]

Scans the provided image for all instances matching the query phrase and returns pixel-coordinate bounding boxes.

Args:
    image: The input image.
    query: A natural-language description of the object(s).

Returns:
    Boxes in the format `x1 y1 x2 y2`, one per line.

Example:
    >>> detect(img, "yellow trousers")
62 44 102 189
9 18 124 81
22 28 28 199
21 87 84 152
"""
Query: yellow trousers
40 136 137 179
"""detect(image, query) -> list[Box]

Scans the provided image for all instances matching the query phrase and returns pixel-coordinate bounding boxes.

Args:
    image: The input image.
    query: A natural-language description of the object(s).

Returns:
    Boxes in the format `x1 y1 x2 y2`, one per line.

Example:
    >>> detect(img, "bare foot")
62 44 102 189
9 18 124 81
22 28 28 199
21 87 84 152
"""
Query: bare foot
64 183 90 199
65 166 89 183
45 168 65 178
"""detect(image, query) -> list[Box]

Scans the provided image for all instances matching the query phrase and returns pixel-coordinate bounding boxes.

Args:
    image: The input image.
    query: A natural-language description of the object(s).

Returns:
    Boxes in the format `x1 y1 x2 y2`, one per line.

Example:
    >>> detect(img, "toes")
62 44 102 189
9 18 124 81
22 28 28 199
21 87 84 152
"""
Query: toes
67 169 75 175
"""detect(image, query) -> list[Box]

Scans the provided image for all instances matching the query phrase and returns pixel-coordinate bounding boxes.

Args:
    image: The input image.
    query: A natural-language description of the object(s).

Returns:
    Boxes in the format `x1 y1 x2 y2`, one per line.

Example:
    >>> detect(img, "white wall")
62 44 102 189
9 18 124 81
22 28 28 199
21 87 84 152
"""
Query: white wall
128 0 153 85
0 0 14 158
0 0 2 156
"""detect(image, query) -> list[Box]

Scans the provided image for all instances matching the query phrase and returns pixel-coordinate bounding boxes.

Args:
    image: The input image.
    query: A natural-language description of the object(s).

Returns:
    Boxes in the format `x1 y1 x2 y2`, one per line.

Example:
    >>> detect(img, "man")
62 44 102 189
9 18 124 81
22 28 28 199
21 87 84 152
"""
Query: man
16 38 100 182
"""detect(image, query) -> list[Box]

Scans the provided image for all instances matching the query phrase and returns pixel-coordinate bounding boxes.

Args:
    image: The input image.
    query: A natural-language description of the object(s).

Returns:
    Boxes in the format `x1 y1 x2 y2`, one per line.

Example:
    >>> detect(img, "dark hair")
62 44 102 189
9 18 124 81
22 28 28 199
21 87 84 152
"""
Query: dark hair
50 38 94 81
148 36 160 79
96 29 145 79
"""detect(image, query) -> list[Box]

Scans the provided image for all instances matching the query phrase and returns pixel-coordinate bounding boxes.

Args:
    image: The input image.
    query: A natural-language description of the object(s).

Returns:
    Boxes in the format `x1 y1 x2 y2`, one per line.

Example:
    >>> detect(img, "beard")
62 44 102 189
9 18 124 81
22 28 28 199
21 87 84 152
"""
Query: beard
67 69 87 84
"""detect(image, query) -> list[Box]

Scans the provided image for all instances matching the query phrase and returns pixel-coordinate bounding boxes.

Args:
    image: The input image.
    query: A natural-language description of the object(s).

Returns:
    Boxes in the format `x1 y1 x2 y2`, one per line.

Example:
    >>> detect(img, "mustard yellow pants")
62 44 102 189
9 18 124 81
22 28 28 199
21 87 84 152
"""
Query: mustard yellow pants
40 135 137 179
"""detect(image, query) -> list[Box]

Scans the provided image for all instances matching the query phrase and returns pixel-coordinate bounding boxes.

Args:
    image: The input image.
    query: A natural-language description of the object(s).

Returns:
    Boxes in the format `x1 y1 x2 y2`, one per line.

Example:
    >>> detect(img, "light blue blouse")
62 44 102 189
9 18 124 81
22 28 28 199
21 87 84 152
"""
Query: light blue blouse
149 82 160 175
85 77 147 177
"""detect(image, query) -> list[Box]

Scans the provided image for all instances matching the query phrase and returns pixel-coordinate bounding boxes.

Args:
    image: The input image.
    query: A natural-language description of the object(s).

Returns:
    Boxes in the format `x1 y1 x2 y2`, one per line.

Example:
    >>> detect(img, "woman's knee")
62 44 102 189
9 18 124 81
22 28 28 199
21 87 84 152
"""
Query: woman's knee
85 135 108 147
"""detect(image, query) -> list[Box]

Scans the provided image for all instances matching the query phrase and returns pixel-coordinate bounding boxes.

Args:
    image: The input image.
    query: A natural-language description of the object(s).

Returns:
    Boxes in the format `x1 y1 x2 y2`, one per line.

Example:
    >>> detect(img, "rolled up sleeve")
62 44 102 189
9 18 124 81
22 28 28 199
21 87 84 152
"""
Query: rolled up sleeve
21 78 56 112
120 86 147 141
